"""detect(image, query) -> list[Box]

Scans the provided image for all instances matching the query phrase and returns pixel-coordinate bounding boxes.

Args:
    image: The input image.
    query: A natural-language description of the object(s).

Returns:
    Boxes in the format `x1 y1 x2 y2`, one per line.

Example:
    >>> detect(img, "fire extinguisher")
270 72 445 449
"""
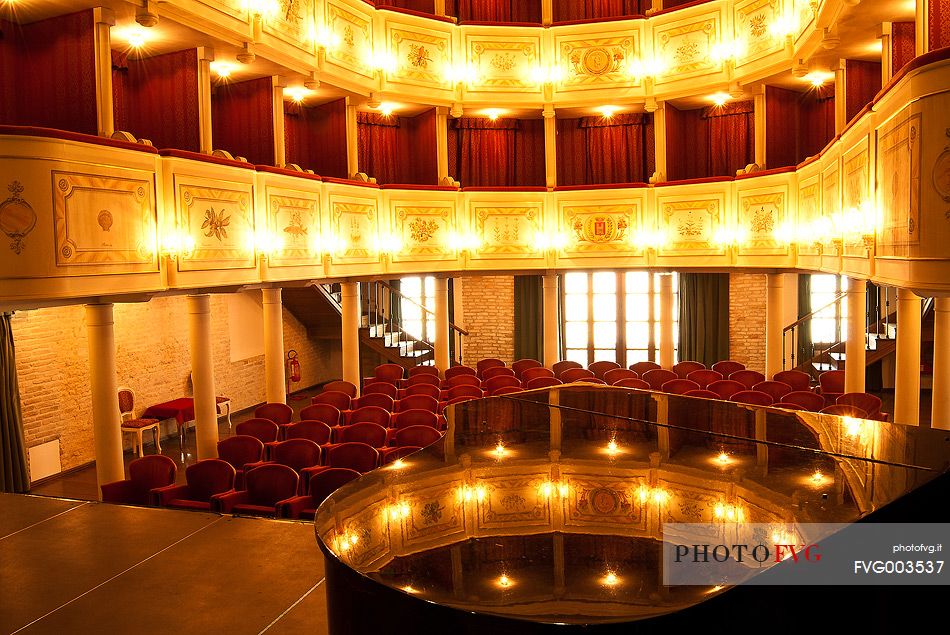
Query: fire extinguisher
286 350 301 397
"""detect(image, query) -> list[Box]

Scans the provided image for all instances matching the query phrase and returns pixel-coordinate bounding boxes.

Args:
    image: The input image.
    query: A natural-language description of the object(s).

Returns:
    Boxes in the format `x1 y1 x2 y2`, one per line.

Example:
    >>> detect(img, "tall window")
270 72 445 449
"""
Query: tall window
400 276 435 342
810 274 848 344
563 271 678 366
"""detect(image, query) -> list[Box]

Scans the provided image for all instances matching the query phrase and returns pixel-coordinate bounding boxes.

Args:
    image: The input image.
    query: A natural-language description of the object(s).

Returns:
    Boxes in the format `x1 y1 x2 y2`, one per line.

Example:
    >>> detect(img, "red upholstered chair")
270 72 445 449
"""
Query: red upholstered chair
642 369 678 390
322 442 379 473
482 366 516 380
217 435 264 489
404 383 442 400
707 380 746 400
684 389 719 399
409 365 440 376
476 358 506 377
312 391 352 411
686 369 723 389
153 459 235 511
213 464 298 517
712 360 746 376
604 368 638 385
615 377 650 389
324 380 358 398
729 370 766 390
445 385 483 400
279 467 361 520
117 387 161 458
407 373 441 387
395 425 442 448
100 455 177 506
783 391 827 411
397 395 439 413
837 393 885 420
772 370 812 392
300 403 343 426
661 379 701 395
445 374 481 388
484 375 522 392
244 439 322 493
491 386 524 396
372 363 405 385
444 395 478 406
560 367 595 382
444 365 477 380
673 361 705 378
575 377 606 384
282 420 332 445
255 403 293 425
512 358 542 378
521 366 554 382
730 390 774 406
821 404 868 418
589 360 621 379
752 381 794 402
349 406 391 428
552 360 582 377
630 361 661 376
773 402 807 411
526 377 563 389
337 422 388 448
363 382 398 399
352 393 395 412
393 409 439 430
818 370 846 405
235 418 280 445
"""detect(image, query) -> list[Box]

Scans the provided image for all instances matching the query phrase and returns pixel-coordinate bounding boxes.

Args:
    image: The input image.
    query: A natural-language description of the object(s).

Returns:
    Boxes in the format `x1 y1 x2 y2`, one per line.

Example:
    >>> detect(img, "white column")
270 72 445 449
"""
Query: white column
765 274 785 378
262 288 286 404
845 279 867 393
917 0 929 55
543 107 557 189
932 298 950 430
659 274 674 368
434 278 450 372
345 98 359 178
753 86 766 168
541 0 553 26
893 288 922 425
86 304 124 493
435 106 449 182
271 76 286 166
187 295 219 459
341 282 362 394
434 0 446 16
834 60 847 135
197 47 215 154
543 274 559 367
879 23 893 84
92 8 116 137
653 103 667 181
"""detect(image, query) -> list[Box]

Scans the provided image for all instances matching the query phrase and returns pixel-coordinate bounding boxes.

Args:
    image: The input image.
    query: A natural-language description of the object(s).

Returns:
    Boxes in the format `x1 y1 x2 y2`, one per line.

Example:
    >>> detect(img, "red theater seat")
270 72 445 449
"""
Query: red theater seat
217 435 264 489
349 406 391 428
706 380 746 400
408 365 440 377
820 404 868 418
526 377 563 389
684 389 719 399
588 360 621 379
522 366 555 382
604 368 638 385
213 464 298 517
772 370 812 392
491 386 524 396
661 379 701 395
319 442 379 473
393 409 439 430
712 360 746 376
372 363 405 385
629 361 661 375
407 373 440 387
752 381 793 402
153 459 235 511
476 358 506 377
730 390 774 406
615 378 650 389
444 365 477 380
254 403 293 425
552 360 583 376
673 361 705 378
397 395 439 413
311 391 352 411
100 455 178 506
511 359 542 378
686 369 723 388
560 368 595 382
837 393 885 420
783 391 826 412
300 403 343 426
282 420 332 445
404 383 441 400
235 418 280 445
482 366 516 380
352 393 395 412
642 369 678 390
279 468 361 520
484 375 522 392
729 370 766 390
395 425 441 448
323 380 358 397
445 374 481 388
445 385 483 400
363 382 399 399
336 422 388 448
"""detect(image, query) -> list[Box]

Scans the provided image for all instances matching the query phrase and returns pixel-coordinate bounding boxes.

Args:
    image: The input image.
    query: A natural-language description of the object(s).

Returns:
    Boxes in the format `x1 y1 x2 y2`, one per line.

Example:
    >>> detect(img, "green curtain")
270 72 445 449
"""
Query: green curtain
514 275 543 361
677 273 730 367
1 313 29 492
796 274 812 369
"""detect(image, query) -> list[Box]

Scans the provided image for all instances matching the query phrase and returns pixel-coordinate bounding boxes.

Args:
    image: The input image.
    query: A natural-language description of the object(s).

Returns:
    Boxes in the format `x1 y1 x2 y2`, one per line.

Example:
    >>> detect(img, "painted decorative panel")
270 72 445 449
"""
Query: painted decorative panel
265 188 320 267
797 176 821 255
264 0 315 48
656 478 728 524
877 110 921 257
471 204 542 259
339 495 390 569
402 482 466 546
843 142 870 255
736 189 788 255
52 171 157 269
392 203 456 262
176 179 256 271
388 25 452 88
821 162 840 248
565 476 646 530
329 197 380 265
477 474 551 530
794 0 817 40
556 34 639 89
466 36 540 92
326 0 374 78
653 13 721 82
561 203 639 256
734 0 783 64
657 197 723 255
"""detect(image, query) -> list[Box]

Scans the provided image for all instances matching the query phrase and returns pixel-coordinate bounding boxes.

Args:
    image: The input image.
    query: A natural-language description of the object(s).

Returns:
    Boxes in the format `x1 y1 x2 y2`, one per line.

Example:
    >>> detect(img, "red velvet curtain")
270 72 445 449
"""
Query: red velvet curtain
284 98 348 178
552 0 644 21
556 114 654 185
703 101 754 177
212 77 275 165
121 49 201 151
111 50 130 134
799 88 835 159
665 105 706 181
358 112 401 184
0 11 98 134
454 0 541 23
406 109 438 184
931 0 950 50
892 22 916 76
845 60 881 124
379 0 436 12
765 86 835 167
451 118 544 187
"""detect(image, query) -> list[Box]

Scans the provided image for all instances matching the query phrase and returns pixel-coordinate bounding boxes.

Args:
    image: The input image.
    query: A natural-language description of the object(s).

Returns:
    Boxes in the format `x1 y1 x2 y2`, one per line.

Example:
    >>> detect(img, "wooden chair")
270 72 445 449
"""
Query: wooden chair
118 386 162 458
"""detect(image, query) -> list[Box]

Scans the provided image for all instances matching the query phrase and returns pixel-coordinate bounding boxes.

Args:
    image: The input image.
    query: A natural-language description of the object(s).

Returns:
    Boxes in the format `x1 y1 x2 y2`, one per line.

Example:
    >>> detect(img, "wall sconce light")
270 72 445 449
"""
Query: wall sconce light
624 56 666 82
630 229 669 252
310 232 348 257
210 61 235 79
368 50 398 76
712 226 748 248
528 64 564 86
446 231 481 253
711 37 745 64
457 484 487 503
160 229 196 259
636 485 669 505
385 501 411 522
596 105 621 119
533 231 570 252
709 92 731 107
768 13 796 40
539 480 570 499
246 229 285 259
313 26 341 52
373 232 403 255
713 501 744 521
284 85 313 104
443 62 481 87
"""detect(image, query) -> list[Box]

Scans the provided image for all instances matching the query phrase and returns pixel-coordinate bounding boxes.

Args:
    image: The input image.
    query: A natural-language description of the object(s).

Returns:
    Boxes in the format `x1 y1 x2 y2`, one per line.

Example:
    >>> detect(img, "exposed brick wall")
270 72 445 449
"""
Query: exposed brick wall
11 292 338 477
729 273 767 373
460 275 515 364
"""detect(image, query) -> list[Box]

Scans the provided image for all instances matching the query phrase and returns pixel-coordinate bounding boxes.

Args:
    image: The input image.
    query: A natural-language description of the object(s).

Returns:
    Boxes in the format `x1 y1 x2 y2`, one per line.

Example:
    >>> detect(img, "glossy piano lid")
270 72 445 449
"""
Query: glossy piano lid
314 384 949 625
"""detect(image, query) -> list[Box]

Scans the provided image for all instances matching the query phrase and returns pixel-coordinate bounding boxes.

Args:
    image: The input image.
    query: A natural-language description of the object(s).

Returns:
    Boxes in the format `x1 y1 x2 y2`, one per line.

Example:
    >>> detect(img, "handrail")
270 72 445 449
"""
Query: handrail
377 280 470 336
782 291 849 334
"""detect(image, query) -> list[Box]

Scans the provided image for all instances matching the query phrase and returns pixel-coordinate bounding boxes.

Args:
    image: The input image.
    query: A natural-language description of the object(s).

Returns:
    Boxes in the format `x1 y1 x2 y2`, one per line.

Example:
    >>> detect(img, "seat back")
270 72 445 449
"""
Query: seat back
552 360 582 376
706 380 746 399
588 360 621 379
482 366 516 381
560 367 595 382
821 404 868 417
604 368 638 385
730 390 774 406
363 382 398 399
349 405 391 427
752 381 793 401
711 360 745 376
684 389 719 399
407 373 441 387
244 464 299 506
773 402 807 411
526 377 562 389
128 455 178 502
642 368 678 390
284 420 333 445
445 374 481 388
686 369 723 388
615 377 650 389
629 361 661 376
672 361 705 378
339 422 388 448
783 391 826 411
373 363 405 385
408 365 440 377
819 370 846 393
299 403 342 426
184 459 235 502
476 358 506 376
837 392 883 418
729 370 766 389
522 367 555 382
324 380 358 397
352 393 395 412
311 391 352 410
405 383 442 400
395 425 442 448
772 370 812 392
327 442 379 473
491 386 524 396
575 377 606 384
398 394 439 413
307 468 361 506
217 435 265 470
661 378 701 394
484 375 522 392
235 418 280 444
394 409 439 430
117 387 136 417
511 358 542 378
272 439 322 472
444 365 476 380
446 385 483 400
254 402 293 425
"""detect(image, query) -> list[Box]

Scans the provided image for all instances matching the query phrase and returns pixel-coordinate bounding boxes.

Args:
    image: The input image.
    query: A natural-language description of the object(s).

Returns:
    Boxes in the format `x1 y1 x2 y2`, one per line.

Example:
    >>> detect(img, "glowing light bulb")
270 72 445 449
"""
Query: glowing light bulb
597 105 620 118
391 459 406 469
651 488 668 504
378 102 396 117
284 85 311 103
540 482 553 498
484 108 502 121
811 469 824 484
402 585 418 593
709 92 730 107
638 485 649 503
606 440 619 456
716 452 731 466
558 482 570 498
497 574 512 588
210 61 235 78
127 26 148 48
603 572 620 587
714 502 725 518
494 443 506 457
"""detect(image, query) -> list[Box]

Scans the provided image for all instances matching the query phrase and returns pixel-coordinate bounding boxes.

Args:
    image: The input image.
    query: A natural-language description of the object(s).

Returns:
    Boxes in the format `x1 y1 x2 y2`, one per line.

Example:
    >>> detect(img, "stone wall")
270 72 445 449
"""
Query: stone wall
459 275 515 364
728 272 767 373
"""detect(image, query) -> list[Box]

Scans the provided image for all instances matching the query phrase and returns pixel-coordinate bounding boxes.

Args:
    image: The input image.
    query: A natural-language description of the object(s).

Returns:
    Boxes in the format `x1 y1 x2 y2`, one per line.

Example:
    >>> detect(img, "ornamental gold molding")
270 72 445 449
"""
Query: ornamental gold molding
654 14 721 81
394 204 455 262
389 26 452 87
473 205 541 258
326 0 373 78
797 179 821 255
737 190 788 254
177 180 255 271
330 198 379 264
557 35 639 89
468 38 540 91
877 110 921 255
734 0 783 64
659 198 722 254
562 203 640 256
267 190 319 266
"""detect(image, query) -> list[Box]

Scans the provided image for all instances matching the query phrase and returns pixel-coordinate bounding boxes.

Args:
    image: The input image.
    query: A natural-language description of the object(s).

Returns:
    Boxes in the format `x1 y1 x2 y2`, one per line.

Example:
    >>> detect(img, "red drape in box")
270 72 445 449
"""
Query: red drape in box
930 0 950 50
379 0 436 12
284 98 348 178
451 118 545 187
556 114 654 185
765 86 835 167
892 22 916 75
845 60 881 124
357 110 438 185
212 77 275 165
454 0 541 23
0 11 98 134
703 101 754 177
799 88 835 159
407 109 438 184
552 0 644 21
118 49 200 151
112 50 130 134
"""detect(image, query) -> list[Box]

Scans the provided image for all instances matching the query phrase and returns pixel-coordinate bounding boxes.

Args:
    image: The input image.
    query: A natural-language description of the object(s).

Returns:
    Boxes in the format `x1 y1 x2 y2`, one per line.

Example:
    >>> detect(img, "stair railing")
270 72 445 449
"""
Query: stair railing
782 291 848 371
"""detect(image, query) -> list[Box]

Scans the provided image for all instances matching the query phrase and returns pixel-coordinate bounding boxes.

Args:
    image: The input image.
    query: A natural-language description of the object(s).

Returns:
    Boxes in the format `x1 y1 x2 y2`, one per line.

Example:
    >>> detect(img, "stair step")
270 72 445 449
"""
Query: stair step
829 352 845 361
812 362 837 372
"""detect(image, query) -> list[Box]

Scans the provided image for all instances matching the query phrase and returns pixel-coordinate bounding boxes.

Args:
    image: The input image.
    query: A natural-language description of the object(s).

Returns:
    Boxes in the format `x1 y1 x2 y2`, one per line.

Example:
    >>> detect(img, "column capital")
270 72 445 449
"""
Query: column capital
92 7 116 26
84 303 115 326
